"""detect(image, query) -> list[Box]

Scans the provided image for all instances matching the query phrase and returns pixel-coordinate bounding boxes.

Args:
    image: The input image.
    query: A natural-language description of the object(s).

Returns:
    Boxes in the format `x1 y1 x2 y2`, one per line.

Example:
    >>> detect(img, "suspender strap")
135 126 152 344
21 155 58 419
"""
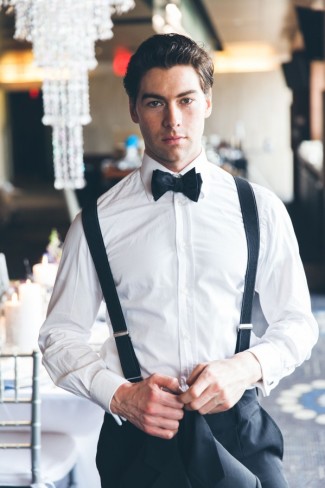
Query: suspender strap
82 177 259 378
233 176 260 354
82 200 142 383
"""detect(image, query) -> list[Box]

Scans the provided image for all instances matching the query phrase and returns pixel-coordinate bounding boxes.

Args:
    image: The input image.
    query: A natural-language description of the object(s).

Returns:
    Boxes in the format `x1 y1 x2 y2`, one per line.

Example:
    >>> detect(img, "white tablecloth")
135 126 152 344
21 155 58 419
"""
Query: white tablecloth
0 319 110 488
42 387 104 488
1 385 104 487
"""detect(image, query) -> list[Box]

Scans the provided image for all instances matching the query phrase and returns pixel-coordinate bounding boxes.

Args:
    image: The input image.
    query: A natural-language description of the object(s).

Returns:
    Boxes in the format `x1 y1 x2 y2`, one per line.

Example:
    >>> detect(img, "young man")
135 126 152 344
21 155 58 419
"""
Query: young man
39 34 318 487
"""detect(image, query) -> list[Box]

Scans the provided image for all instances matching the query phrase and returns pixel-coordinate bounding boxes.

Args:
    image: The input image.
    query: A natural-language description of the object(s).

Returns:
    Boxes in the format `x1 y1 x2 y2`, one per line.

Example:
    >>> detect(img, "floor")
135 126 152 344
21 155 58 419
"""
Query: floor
253 297 325 487
0 181 324 487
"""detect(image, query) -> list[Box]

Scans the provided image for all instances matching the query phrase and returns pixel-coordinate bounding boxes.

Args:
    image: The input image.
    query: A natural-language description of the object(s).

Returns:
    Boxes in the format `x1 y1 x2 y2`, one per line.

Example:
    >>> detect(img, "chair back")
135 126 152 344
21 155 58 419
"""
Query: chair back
0 350 41 484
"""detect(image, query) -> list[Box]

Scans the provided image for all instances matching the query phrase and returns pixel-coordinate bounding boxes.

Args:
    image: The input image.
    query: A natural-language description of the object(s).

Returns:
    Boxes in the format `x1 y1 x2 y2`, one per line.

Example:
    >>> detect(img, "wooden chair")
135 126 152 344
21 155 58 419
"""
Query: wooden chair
0 351 78 487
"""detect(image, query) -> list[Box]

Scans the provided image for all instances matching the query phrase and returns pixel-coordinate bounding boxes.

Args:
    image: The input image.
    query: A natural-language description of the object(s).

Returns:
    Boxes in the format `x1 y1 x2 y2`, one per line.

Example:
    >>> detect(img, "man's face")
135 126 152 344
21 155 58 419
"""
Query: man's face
129 65 212 172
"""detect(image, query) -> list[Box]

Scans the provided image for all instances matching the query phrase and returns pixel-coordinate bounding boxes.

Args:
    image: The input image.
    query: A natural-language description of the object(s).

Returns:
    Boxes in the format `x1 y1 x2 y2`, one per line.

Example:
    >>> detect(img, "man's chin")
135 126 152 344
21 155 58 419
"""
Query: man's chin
155 148 190 166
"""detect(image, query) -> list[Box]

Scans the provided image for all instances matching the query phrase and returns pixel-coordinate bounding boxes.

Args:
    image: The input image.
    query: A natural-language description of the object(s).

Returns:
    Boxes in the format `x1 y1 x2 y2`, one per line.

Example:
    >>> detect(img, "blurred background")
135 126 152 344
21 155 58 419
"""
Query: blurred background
0 0 324 289
0 2 325 487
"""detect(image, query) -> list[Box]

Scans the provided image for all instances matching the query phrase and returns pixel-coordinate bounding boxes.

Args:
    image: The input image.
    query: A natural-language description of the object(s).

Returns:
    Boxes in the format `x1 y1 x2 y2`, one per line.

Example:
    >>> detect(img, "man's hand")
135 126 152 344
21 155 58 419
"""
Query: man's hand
179 351 262 415
110 374 184 439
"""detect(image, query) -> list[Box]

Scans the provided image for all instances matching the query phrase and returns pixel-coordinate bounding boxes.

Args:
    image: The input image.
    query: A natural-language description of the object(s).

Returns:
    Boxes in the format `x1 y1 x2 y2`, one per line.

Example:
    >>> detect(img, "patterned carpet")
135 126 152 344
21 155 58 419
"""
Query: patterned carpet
255 295 325 487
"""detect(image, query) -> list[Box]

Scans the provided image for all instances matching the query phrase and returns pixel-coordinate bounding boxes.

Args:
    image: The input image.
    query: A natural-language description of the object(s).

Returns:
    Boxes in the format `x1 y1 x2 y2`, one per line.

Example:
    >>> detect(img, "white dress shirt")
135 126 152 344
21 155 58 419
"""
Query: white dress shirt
39 150 318 416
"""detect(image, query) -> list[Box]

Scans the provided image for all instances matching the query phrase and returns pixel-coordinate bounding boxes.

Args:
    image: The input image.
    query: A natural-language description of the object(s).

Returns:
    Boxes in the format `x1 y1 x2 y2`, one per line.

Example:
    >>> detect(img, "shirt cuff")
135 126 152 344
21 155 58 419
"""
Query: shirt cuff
108 383 129 426
248 342 286 396
89 368 129 417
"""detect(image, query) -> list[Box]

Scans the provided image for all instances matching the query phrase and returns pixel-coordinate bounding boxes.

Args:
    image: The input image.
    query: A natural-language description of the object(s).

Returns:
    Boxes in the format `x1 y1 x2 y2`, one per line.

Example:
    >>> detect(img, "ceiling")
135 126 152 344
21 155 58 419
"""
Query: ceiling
204 0 298 56
93 0 300 62
0 0 321 67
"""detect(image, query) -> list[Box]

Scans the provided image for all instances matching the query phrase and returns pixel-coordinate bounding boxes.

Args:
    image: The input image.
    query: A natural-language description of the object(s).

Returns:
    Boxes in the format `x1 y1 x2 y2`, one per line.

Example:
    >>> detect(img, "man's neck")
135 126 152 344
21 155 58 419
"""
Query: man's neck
144 150 202 173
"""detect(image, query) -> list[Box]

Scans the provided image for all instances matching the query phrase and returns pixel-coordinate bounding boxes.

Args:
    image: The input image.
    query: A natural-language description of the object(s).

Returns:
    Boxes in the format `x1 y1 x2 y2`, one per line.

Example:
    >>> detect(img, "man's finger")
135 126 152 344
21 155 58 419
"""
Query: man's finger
145 414 181 431
152 374 182 394
183 388 217 411
144 402 184 421
179 374 211 405
196 395 225 415
144 425 178 440
149 374 184 408
186 363 206 386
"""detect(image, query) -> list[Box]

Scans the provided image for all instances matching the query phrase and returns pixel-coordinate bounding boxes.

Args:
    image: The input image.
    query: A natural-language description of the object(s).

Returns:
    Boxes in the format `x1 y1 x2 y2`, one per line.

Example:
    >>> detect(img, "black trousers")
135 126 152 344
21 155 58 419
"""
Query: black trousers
96 390 289 488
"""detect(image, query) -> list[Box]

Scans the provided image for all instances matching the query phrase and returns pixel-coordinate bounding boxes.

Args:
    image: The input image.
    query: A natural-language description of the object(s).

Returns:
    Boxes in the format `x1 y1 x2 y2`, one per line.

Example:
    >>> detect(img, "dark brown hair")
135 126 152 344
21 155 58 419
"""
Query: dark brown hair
123 33 214 102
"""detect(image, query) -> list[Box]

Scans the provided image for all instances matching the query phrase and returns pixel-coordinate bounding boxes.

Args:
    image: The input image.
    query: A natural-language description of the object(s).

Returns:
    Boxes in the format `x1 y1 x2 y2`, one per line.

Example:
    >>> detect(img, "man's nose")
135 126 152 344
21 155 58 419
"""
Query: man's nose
163 104 181 128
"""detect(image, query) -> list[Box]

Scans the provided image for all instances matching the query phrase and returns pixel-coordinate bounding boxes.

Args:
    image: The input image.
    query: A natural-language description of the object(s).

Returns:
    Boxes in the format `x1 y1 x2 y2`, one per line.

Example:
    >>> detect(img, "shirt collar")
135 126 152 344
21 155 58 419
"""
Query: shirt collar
140 149 211 202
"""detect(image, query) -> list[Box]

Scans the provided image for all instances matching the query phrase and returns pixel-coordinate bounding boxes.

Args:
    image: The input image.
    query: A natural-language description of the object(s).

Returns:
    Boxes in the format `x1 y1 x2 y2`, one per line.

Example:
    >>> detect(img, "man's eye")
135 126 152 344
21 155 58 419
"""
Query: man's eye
147 100 162 107
181 98 193 105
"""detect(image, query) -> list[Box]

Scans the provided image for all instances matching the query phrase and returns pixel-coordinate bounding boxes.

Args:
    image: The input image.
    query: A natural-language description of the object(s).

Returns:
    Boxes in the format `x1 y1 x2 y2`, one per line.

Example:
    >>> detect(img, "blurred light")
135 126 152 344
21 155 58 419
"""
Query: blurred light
311 0 325 10
152 14 165 31
214 42 281 73
152 0 188 36
165 3 182 23
294 0 325 11
0 51 44 86
113 47 132 77
29 88 40 99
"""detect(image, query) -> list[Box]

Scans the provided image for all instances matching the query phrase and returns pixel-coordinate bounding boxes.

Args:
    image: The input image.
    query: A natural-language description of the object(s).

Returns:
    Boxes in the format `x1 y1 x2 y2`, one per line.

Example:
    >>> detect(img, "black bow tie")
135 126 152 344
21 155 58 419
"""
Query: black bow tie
151 168 203 202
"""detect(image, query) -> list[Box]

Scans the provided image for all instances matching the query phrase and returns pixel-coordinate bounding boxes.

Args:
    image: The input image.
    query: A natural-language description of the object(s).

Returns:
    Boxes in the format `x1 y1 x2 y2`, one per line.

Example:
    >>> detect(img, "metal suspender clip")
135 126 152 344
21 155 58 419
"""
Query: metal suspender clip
113 330 129 338
237 323 253 331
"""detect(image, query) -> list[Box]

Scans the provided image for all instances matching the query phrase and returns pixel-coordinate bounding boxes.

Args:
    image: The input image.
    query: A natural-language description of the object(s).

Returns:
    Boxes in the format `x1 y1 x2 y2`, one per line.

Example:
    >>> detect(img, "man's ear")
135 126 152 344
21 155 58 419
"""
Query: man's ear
129 99 139 123
204 90 212 119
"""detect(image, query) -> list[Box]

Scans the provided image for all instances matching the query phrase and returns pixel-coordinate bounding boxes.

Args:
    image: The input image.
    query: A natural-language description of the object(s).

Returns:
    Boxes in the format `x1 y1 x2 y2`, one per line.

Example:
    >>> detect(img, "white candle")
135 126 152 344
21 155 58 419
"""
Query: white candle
0 315 6 347
0 253 9 296
4 281 44 351
18 280 44 350
4 293 25 349
33 254 58 288
18 279 42 307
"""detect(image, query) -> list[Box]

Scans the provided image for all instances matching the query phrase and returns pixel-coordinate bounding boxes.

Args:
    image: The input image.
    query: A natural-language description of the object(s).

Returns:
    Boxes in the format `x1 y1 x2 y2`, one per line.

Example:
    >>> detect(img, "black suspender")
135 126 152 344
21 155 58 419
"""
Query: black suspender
82 176 260 380
234 176 260 354
82 202 142 383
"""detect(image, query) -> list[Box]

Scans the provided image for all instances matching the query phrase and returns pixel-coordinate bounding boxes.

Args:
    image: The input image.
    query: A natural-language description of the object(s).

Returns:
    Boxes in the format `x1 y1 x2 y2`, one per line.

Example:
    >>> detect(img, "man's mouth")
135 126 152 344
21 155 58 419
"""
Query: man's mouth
162 136 186 144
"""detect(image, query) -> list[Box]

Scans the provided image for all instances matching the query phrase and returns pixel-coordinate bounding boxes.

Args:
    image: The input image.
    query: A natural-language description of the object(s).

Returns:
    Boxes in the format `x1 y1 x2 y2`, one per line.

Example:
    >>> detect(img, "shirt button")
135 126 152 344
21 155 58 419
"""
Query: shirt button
175 196 186 205
180 377 188 391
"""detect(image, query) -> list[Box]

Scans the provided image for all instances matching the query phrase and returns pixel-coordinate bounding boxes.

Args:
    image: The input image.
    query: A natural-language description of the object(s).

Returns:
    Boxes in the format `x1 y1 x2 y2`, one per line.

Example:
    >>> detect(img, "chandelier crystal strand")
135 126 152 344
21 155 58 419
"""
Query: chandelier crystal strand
110 0 135 15
12 0 33 41
93 0 114 40
52 124 65 190
0 0 135 189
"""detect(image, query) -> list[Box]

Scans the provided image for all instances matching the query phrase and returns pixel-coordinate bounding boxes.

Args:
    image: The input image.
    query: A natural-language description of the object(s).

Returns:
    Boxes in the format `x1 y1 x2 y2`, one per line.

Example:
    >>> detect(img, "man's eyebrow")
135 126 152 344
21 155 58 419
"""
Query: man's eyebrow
141 93 165 101
141 90 198 101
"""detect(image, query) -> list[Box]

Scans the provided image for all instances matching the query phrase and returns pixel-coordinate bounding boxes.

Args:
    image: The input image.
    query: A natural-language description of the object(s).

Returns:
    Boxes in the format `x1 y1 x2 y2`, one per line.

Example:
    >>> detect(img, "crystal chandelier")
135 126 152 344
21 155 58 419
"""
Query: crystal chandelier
0 0 135 189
